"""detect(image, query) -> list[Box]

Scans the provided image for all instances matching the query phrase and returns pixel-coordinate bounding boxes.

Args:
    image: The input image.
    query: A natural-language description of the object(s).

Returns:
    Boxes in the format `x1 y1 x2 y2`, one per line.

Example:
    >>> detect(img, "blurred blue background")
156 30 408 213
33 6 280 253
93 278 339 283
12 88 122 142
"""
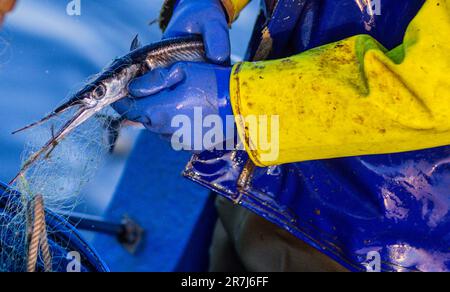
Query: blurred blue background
0 0 258 271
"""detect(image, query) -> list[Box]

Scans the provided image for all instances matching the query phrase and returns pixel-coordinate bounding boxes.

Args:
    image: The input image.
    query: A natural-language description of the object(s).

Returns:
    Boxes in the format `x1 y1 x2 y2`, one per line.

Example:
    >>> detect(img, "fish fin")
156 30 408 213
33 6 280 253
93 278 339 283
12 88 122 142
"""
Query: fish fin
130 34 142 51
148 18 159 27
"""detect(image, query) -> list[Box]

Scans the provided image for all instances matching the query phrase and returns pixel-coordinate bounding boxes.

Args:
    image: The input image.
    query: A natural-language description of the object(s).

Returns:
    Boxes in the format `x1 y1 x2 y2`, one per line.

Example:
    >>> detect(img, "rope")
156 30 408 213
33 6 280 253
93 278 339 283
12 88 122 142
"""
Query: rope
40 228 52 272
26 194 52 272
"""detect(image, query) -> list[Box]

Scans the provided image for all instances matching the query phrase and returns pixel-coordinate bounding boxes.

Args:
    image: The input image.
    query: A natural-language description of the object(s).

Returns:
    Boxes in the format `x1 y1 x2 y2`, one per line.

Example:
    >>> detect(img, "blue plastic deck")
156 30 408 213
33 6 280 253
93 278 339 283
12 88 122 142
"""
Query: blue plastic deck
92 131 213 272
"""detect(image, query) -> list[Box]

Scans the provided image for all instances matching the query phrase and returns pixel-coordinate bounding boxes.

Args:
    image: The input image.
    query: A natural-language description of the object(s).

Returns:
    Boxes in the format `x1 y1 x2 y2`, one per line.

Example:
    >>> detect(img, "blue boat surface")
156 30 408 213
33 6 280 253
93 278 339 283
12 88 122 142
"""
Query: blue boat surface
0 181 109 272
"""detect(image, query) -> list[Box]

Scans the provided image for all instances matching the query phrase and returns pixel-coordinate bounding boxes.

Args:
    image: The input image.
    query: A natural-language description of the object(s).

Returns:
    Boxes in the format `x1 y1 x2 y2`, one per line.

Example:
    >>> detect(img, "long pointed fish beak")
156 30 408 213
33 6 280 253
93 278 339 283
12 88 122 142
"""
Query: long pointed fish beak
9 95 120 185
11 98 83 135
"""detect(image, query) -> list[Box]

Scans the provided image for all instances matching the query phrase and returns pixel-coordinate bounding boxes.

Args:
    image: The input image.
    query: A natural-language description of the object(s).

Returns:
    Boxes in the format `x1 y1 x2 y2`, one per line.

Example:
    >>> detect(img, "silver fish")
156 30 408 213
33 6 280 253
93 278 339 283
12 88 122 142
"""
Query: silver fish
10 35 206 184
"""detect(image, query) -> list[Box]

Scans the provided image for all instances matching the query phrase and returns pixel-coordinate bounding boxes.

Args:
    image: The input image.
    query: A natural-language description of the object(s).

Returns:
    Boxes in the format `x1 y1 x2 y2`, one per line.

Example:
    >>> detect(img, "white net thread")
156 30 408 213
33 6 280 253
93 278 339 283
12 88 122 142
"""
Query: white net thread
1 106 118 272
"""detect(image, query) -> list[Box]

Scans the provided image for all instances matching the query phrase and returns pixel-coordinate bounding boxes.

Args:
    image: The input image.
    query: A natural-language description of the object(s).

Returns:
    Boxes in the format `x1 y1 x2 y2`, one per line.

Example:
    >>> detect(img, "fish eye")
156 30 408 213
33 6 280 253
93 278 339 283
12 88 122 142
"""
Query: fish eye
92 84 106 100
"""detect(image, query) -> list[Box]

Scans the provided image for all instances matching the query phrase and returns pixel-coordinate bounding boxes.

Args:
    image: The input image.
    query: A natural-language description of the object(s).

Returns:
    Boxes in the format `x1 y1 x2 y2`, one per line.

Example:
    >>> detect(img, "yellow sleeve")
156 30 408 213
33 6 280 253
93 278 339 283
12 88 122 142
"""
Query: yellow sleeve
230 0 450 167
221 0 251 23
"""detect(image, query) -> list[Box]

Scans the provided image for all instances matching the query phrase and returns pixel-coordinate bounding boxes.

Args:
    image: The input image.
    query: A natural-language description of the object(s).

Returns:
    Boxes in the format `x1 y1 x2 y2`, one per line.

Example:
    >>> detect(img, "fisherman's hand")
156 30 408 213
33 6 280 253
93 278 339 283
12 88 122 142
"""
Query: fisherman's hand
113 62 233 151
164 0 230 64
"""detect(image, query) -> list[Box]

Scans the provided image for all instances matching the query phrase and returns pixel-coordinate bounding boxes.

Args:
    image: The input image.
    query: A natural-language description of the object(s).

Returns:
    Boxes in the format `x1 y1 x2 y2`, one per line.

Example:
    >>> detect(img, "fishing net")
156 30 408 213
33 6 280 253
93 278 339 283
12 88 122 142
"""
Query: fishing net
0 105 119 272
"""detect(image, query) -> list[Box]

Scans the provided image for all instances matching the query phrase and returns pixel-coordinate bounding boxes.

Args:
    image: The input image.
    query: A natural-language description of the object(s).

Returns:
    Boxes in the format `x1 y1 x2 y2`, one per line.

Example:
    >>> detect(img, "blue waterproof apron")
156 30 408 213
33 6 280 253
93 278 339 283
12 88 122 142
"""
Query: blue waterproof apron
184 0 450 272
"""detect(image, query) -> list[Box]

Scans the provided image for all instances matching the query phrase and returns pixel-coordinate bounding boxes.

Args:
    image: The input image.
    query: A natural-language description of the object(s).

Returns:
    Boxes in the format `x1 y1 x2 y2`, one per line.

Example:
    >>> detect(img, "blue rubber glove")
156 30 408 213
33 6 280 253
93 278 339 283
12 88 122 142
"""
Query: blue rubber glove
113 62 234 151
164 0 231 64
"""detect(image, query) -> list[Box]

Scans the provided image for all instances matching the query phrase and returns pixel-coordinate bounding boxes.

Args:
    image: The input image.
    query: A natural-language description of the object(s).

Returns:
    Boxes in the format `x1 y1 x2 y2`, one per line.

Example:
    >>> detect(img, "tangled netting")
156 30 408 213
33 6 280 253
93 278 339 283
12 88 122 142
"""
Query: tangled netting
0 106 118 272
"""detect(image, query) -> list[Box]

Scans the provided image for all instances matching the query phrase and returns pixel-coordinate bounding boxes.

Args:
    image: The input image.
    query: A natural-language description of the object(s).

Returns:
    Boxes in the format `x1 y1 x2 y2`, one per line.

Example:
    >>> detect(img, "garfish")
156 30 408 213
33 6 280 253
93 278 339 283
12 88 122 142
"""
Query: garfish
10 35 206 184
